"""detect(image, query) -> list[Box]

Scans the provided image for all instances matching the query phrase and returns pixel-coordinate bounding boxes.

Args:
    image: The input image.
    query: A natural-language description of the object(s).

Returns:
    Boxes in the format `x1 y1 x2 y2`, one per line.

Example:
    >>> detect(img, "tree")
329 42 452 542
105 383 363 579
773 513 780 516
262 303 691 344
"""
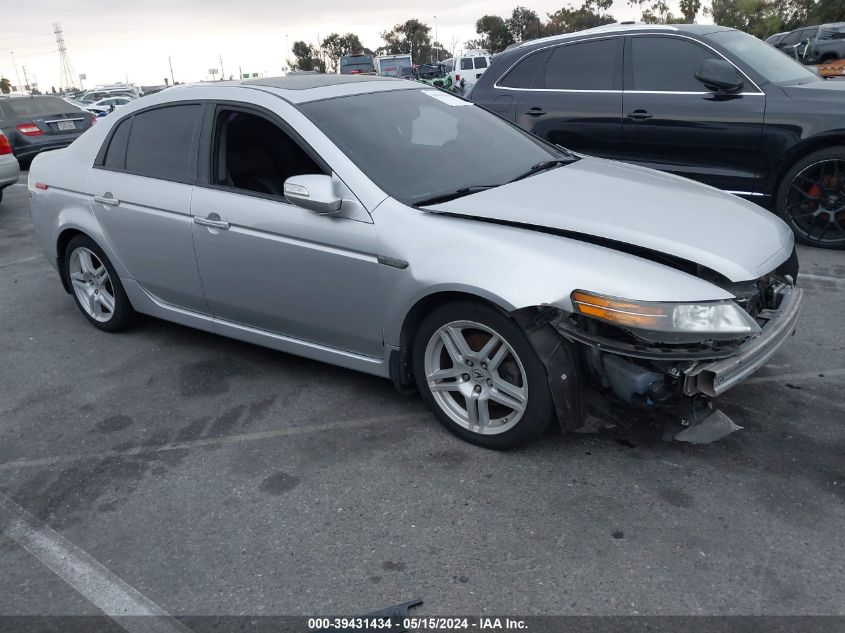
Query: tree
470 15 515 52
507 6 543 42
630 0 700 23
321 33 364 72
0 77 11 95
544 0 615 35
289 40 326 72
379 19 435 62
706 0 784 38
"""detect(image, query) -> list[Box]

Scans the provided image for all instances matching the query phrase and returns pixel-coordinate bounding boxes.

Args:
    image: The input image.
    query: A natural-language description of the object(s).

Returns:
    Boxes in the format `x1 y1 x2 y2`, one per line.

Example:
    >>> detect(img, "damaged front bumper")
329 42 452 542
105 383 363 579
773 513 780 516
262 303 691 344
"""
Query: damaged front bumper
522 283 803 444
682 285 803 397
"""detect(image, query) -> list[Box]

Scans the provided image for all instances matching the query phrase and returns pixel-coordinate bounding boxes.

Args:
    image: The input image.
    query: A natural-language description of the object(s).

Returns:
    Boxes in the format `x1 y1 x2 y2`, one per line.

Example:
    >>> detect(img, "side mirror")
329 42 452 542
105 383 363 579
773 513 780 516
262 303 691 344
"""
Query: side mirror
694 59 744 93
283 174 342 215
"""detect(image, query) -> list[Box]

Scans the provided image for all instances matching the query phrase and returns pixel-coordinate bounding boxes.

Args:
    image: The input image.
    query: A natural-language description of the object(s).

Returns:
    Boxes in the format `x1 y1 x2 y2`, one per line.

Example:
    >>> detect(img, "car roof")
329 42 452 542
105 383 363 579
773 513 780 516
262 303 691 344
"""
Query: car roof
508 22 735 51
163 74 421 105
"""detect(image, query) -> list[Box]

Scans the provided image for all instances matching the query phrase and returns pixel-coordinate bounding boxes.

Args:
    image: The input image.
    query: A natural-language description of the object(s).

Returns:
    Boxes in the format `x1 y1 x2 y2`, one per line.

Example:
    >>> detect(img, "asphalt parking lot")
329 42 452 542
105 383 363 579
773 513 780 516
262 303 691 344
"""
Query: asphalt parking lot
1 171 844 621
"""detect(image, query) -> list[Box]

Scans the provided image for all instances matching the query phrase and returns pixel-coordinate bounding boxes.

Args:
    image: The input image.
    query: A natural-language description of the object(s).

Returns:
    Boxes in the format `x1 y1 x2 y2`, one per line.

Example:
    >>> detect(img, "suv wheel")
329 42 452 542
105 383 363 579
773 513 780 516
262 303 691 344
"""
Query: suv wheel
776 147 845 249
413 301 554 449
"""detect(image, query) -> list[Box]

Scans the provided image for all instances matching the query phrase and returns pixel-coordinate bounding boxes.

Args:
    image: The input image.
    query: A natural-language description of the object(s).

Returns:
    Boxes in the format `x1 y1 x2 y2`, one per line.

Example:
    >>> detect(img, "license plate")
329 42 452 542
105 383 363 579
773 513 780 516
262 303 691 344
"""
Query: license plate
57 121 75 131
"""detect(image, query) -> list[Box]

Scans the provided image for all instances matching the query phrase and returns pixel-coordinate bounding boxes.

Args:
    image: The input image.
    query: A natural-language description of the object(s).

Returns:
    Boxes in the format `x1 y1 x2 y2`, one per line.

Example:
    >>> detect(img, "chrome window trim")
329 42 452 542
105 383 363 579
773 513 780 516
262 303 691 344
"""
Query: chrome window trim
493 32 764 95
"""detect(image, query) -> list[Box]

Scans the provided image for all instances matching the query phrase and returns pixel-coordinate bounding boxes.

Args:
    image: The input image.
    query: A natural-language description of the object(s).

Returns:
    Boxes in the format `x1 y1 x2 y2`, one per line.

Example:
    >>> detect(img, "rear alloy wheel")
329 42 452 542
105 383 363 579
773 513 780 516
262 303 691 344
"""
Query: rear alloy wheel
64 235 136 332
777 149 845 248
413 302 554 449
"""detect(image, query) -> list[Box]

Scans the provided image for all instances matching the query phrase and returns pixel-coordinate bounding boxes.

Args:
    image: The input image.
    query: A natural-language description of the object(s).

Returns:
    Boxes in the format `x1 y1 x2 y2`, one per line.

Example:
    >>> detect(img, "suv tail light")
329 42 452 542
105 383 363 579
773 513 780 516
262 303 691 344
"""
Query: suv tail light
17 123 44 136
0 134 11 155
455 74 461 81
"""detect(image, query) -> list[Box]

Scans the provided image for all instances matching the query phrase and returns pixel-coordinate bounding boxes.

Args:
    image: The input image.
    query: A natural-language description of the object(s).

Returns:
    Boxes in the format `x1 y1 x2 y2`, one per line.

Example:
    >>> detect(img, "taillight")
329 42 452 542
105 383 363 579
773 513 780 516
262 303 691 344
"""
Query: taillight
455 74 461 81
0 134 11 155
17 123 44 136
351 69 361 74
35 182 48 190
90 114 97 125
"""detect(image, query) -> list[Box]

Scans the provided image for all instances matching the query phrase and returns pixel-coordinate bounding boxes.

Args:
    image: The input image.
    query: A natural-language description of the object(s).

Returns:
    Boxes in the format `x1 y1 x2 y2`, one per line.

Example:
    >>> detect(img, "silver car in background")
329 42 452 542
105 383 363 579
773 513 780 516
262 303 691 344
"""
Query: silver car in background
0 130 21 202
28 75 801 449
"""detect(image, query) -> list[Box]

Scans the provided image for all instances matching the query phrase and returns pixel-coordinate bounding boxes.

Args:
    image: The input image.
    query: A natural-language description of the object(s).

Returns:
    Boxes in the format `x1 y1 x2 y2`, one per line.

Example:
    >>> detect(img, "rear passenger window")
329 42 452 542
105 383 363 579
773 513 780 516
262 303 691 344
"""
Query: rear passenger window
460 58 473 70
543 39 619 90
630 36 719 92
103 117 131 169
499 50 548 88
124 104 202 181
474 57 488 69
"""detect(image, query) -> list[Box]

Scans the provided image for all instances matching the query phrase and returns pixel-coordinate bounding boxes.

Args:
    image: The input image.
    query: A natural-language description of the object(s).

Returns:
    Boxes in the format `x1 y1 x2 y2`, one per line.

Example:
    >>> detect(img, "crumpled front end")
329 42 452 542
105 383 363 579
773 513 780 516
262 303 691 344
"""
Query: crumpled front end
521 263 802 444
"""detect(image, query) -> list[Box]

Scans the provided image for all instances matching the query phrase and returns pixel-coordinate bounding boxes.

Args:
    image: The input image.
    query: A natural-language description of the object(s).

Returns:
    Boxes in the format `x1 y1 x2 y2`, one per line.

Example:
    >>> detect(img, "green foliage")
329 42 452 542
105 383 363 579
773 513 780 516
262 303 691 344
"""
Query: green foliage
470 15 516 52
380 19 438 62
544 0 616 35
321 33 365 72
0 77 10 95
289 40 326 73
507 6 543 42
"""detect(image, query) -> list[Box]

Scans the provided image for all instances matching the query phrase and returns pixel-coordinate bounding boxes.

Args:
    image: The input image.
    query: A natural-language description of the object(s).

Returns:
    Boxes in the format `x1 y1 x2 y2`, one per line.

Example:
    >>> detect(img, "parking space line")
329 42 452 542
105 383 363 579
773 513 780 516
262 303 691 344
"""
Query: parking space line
743 367 845 385
0 255 41 269
0 492 193 633
801 272 845 284
0 412 422 472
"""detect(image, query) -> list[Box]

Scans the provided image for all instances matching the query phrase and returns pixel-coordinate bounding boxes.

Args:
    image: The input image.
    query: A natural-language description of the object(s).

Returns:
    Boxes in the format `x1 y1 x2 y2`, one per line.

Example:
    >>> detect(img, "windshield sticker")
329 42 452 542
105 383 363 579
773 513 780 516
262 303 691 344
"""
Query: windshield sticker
421 90 473 106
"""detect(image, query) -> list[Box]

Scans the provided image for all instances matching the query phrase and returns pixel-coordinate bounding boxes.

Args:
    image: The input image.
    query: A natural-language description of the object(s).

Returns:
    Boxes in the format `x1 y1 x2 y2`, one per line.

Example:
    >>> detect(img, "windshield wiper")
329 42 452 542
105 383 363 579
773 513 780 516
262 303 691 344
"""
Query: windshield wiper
413 185 499 207
509 158 574 183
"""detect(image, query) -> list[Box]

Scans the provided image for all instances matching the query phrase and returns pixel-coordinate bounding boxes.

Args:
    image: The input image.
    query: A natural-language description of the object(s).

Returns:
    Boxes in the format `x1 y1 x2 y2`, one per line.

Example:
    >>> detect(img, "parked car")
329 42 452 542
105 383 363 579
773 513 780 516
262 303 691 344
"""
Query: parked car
444 51 491 95
375 54 413 77
769 25 819 59
340 54 376 75
765 31 790 46
803 22 845 64
470 23 845 248
0 96 95 163
28 75 800 448
84 96 135 116
0 130 21 203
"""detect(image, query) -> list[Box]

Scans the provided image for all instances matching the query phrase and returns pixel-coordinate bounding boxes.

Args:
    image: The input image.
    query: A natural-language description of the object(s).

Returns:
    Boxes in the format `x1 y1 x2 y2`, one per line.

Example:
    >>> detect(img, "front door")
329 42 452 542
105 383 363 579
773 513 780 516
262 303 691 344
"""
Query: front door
515 36 624 159
190 105 383 358
86 103 208 313
622 35 765 194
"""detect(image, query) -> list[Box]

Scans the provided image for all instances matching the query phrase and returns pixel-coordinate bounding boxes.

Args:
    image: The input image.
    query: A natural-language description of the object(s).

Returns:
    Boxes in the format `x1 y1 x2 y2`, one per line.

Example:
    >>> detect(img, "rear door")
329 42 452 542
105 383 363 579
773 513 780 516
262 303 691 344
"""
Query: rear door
621 34 765 194
86 103 209 313
515 37 624 159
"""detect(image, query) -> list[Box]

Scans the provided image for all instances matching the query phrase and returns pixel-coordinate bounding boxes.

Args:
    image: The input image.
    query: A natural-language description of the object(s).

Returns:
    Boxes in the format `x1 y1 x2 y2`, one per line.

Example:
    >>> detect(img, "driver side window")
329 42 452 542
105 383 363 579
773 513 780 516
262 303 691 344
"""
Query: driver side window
212 108 325 199
629 36 720 92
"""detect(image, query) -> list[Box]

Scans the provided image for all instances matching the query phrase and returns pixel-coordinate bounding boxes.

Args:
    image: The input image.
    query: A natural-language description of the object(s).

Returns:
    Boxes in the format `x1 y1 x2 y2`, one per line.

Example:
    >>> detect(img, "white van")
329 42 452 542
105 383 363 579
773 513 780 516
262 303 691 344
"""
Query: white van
443 51 491 95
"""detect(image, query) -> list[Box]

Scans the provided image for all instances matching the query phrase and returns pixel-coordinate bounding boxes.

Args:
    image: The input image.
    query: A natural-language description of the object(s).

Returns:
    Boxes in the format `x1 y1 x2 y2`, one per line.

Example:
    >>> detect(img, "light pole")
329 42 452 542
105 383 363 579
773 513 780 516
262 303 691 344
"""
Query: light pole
434 15 439 61
10 51 22 93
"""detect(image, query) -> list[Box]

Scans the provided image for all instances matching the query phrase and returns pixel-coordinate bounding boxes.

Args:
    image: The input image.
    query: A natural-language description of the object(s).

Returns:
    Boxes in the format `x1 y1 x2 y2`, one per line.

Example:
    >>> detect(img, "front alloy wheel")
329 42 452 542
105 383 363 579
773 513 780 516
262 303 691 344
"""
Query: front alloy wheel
424 320 528 435
413 302 554 449
780 150 845 248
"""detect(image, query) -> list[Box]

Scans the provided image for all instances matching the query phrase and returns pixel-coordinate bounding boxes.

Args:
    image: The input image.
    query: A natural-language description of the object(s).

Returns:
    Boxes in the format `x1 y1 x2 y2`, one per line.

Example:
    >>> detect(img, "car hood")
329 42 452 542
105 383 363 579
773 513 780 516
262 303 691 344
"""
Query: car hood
424 157 793 282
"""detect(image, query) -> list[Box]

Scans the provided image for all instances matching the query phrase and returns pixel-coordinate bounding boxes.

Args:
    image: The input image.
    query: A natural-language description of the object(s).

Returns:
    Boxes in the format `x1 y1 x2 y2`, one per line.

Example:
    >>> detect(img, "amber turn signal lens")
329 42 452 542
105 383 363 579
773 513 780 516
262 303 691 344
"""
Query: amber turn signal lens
571 291 668 328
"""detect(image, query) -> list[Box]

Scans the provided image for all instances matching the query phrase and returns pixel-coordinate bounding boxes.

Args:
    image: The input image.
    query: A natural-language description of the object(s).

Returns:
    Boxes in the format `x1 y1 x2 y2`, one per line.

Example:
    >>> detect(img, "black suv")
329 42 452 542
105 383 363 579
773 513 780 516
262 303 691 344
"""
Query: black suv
470 23 845 248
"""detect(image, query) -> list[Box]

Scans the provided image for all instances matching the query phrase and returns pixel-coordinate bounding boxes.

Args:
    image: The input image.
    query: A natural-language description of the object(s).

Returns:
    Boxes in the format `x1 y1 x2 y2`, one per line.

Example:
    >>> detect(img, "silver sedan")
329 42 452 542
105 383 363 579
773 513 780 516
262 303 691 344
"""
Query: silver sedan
28 75 801 449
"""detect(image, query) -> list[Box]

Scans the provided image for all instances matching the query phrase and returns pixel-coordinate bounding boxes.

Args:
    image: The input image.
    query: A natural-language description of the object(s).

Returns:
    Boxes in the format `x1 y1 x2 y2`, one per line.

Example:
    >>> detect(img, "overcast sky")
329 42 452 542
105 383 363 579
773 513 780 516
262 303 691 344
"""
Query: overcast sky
2 0 700 90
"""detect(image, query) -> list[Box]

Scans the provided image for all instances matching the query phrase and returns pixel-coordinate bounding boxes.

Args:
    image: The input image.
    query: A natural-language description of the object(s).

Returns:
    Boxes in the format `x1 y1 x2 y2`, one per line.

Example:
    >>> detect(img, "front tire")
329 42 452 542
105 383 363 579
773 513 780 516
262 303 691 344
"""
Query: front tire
775 147 845 249
413 301 554 449
63 235 136 332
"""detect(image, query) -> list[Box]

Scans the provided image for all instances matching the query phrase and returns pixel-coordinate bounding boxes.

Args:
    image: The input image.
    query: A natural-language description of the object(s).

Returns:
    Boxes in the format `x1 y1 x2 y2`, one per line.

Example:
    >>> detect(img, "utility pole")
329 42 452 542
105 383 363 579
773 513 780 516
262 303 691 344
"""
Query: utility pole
10 51 22 93
433 15 438 63
22 65 30 94
168 57 175 85
54 23 78 91
219 55 224 80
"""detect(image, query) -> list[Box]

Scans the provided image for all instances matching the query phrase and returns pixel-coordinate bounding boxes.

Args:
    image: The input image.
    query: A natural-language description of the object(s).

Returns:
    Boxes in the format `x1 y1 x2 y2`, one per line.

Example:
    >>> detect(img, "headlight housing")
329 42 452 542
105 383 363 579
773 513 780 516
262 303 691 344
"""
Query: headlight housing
571 290 761 339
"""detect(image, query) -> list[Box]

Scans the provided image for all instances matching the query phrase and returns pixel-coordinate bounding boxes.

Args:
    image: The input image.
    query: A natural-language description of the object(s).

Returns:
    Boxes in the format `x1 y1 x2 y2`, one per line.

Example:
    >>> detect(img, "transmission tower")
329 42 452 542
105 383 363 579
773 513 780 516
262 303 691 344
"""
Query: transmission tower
53 23 78 91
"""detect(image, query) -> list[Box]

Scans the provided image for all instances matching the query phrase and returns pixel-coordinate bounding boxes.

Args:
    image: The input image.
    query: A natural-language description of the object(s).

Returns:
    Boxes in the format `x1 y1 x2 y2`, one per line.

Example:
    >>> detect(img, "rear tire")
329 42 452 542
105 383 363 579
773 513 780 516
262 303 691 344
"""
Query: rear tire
63 235 136 332
775 146 845 249
412 301 554 449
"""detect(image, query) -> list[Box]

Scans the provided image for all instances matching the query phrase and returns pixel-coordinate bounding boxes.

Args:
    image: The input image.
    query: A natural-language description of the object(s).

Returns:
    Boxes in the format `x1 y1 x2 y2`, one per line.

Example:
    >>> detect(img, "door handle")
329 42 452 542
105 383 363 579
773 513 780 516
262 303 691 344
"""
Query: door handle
525 107 546 117
627 109 653 121
94 193 120 206
194 216 230 230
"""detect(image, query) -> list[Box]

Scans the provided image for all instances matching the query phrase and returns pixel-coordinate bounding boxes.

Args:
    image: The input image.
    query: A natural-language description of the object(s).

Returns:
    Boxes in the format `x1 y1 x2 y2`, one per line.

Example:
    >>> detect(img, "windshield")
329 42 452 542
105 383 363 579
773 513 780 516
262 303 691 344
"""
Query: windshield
708 29 819 85
300 88 567 204
2 96 82 116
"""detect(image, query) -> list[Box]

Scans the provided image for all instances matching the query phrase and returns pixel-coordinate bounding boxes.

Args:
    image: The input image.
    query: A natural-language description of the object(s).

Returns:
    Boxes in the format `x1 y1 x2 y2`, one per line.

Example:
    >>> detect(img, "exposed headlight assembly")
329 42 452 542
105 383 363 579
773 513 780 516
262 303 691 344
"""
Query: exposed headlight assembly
571 290 761 338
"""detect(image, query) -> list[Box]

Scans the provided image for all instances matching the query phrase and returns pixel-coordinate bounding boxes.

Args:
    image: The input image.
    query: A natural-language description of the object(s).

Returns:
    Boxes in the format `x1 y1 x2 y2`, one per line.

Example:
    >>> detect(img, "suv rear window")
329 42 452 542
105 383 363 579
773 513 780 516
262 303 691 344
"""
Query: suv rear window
498 50 548 89
124 104 202 181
